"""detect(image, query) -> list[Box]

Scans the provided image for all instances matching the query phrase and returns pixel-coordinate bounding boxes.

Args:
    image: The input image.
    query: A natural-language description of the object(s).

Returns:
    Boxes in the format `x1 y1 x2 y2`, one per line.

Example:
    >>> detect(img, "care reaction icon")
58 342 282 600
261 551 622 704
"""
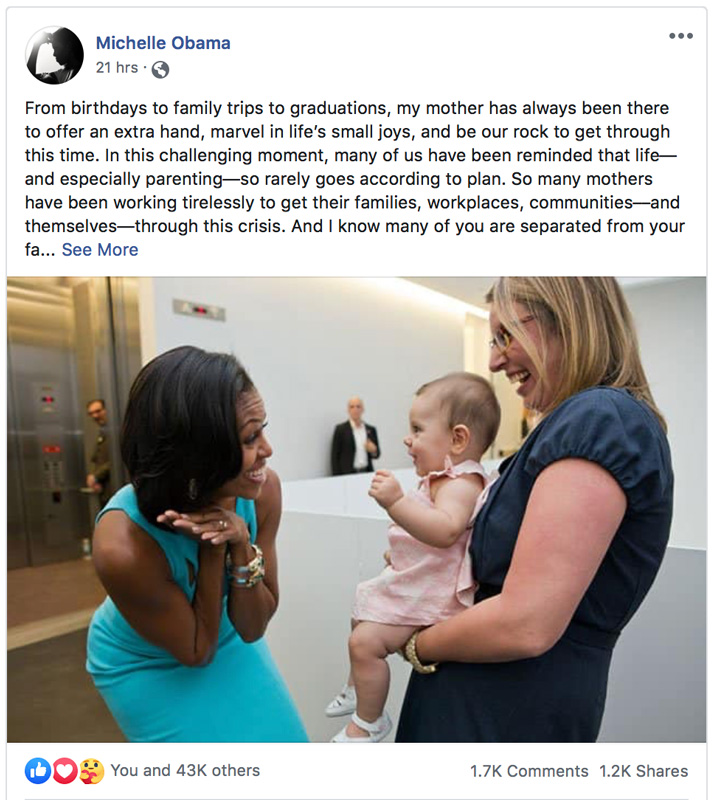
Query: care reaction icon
79 758 105 784
25 758 51 784
53 757 79 784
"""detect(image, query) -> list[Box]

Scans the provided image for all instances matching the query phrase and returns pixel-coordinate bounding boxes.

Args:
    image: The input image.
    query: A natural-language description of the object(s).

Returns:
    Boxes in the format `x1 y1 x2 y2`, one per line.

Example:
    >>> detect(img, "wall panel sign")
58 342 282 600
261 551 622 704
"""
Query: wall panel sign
172 299 226 322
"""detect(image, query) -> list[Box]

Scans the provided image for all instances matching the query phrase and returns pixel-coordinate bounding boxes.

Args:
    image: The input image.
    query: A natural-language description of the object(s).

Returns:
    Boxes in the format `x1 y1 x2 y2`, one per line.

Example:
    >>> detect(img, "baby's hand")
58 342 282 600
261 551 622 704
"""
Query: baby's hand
368 470 404 510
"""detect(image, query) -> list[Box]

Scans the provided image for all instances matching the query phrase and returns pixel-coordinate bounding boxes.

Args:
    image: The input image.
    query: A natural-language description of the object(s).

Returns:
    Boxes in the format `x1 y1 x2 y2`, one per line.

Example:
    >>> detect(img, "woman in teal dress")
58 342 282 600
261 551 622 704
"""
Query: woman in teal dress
86 346 308 742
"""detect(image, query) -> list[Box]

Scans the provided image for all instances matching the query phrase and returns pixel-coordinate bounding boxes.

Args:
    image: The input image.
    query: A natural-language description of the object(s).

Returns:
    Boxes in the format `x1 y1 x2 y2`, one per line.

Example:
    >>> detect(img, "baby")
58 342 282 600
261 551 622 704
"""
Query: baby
328 372 500 742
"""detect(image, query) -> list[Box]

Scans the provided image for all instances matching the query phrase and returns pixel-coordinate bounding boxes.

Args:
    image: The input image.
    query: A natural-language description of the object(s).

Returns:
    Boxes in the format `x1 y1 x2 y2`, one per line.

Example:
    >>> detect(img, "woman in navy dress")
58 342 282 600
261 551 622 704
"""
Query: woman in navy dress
396 277 673 742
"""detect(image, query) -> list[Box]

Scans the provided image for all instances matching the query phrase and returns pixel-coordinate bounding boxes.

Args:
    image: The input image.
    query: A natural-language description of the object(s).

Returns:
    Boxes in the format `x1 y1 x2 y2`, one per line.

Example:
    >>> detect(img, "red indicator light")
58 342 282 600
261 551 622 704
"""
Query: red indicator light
41 396 55 403
193 306 207 315
42 445 61 453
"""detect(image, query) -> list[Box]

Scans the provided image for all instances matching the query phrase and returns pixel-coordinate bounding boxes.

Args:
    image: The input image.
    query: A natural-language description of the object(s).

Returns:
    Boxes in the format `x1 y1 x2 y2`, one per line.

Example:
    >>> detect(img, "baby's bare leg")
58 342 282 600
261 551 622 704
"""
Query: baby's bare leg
346 617 358 686
347 622 417 736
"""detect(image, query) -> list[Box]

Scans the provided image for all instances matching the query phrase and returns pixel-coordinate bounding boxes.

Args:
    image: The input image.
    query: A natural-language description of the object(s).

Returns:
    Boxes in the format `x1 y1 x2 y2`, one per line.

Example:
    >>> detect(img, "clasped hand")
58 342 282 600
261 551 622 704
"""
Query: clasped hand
156 507 250 547
368 469 404 509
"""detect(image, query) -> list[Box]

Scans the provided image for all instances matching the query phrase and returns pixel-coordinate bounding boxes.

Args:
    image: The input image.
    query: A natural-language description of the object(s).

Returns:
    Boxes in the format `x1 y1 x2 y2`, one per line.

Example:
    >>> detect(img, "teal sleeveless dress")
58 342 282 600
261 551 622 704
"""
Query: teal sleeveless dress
86 485 308 742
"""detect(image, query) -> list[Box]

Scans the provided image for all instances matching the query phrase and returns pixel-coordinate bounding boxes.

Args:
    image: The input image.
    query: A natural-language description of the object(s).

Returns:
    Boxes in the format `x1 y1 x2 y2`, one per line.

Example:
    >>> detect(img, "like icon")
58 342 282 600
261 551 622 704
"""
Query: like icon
25 758 51 784
54 758 79 784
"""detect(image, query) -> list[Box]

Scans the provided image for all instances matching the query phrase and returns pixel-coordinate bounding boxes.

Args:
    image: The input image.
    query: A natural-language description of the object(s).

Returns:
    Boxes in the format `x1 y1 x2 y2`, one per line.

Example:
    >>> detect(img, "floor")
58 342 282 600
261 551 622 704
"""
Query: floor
8 630 124 742
7 557 124 742
8 558 106 629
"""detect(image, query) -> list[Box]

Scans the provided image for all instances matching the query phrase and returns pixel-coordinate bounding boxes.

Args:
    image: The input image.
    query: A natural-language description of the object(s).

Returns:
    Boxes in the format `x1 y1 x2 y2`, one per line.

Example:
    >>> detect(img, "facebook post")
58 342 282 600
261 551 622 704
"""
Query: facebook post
4 5 707 800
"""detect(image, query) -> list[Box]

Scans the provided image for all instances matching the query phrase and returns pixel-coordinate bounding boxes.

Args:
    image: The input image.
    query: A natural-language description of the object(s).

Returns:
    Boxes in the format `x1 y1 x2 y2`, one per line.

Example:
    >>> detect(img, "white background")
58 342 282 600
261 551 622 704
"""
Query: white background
3 3 710 800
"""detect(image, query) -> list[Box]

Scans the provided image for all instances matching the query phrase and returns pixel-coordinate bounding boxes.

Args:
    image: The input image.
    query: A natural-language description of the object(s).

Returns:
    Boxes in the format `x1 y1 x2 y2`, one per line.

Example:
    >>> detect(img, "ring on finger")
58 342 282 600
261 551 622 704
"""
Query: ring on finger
218 519 227 531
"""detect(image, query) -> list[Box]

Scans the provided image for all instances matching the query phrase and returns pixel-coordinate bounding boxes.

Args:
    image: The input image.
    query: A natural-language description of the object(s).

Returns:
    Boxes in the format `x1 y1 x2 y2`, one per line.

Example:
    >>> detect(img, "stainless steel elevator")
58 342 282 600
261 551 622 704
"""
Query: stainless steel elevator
7 277 141 568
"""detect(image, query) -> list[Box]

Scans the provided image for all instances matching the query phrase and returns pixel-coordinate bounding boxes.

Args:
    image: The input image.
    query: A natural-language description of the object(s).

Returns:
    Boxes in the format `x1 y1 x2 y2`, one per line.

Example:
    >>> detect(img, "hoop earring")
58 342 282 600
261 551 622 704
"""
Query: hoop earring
188 478 199 501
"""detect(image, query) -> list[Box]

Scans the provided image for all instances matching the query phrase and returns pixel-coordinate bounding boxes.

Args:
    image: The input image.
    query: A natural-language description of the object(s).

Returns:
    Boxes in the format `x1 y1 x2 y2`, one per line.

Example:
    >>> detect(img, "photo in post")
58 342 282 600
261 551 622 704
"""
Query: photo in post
7 276 704 745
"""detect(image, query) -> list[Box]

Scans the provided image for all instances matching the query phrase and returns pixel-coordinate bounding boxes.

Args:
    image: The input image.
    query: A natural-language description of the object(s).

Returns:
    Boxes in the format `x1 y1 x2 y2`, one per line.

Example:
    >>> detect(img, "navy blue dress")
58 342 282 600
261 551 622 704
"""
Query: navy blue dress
396 387 673 742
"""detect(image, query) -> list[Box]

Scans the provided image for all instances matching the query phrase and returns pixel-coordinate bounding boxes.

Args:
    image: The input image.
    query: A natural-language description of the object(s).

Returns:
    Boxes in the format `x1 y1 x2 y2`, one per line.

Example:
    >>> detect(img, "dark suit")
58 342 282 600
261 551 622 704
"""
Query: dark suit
89 427 111 508
331 421 380 476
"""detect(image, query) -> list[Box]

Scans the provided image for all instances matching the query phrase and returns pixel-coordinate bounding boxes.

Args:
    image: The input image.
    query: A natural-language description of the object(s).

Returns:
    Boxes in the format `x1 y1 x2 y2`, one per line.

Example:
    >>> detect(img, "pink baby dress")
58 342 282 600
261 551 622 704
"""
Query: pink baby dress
352 459 492 626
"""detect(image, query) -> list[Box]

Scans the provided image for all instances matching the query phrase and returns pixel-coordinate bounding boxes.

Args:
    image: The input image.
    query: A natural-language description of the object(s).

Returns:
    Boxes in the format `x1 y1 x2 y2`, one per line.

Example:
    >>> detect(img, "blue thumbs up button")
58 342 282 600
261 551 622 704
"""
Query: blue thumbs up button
25 758 51 784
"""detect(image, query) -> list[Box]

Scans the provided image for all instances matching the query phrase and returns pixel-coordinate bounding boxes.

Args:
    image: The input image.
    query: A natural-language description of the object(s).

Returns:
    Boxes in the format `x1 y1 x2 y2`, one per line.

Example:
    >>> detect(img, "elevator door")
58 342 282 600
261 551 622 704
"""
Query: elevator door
7 277 141 568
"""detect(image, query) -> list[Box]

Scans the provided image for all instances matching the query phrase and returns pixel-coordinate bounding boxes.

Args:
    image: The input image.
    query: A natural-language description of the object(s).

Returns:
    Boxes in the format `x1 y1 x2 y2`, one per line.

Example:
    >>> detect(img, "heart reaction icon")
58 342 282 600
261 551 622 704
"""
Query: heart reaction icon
53 758 78 784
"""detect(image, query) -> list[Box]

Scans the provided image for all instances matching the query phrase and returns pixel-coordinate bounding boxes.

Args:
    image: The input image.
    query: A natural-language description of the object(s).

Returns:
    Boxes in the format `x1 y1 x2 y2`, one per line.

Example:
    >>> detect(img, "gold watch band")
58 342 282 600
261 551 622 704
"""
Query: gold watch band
404 631 439 674
227 543 265 588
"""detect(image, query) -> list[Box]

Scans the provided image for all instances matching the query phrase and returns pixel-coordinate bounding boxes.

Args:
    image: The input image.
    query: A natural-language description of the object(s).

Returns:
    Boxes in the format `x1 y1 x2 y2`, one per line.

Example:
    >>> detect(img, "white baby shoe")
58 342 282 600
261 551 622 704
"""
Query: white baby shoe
324 683 357 717
331 711 392 743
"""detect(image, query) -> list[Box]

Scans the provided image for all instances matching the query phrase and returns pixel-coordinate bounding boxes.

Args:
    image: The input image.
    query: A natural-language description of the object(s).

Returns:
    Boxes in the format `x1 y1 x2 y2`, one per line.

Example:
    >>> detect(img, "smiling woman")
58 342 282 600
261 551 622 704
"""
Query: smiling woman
86 346 308 742
397 277 674 743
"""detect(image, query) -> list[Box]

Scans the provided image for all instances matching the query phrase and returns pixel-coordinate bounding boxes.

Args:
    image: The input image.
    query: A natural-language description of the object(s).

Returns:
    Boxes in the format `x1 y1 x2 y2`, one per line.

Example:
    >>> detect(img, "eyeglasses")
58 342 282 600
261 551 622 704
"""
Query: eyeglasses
488 315 535 355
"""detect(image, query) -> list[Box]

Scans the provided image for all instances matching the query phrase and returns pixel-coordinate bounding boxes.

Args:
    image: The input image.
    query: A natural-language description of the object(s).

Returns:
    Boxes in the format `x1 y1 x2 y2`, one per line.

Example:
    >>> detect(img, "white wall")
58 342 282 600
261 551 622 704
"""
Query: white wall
139 276 704 546
141 277 465 480
463 313 512 460
623 278 706 549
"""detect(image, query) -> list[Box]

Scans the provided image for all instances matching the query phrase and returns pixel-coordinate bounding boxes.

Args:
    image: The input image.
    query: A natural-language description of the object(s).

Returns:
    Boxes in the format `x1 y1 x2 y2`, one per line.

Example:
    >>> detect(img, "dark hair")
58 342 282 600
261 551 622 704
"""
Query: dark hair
121 346 255 523
50 28 83 70
416 372 501 455
86 398 105 409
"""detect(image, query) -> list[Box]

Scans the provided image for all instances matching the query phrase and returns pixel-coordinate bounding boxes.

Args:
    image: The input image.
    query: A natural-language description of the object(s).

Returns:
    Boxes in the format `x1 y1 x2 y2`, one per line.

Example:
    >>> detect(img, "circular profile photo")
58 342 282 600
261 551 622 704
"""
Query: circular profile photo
26 26 83 84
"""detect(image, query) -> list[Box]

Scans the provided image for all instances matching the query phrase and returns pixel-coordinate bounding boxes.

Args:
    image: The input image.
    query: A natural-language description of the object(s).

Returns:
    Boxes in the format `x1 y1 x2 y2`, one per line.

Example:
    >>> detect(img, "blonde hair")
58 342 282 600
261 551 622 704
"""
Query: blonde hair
486 277 666 430
416 372 501 455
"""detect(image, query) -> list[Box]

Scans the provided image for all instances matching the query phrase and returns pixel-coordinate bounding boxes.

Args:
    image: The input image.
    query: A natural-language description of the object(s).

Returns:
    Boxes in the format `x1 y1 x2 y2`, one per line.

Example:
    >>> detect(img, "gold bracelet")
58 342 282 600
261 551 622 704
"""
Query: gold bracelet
404 631 439 674
227 543 265 588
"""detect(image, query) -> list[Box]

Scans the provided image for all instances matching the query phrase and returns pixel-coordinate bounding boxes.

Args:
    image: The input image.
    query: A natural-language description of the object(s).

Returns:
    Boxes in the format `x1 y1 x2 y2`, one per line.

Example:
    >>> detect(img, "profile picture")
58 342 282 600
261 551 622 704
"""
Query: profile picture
26 26 83 84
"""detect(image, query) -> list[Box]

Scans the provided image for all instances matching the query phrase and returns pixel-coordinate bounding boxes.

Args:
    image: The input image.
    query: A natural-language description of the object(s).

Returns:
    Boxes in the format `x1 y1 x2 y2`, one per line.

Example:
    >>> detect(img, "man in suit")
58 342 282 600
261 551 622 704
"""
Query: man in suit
331 396 380 476
86 398 111 508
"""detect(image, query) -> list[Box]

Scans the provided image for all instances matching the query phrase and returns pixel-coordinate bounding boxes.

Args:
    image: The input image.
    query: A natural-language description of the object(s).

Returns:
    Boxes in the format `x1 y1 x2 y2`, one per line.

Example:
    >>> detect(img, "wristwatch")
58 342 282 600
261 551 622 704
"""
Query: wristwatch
403 631 439 674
